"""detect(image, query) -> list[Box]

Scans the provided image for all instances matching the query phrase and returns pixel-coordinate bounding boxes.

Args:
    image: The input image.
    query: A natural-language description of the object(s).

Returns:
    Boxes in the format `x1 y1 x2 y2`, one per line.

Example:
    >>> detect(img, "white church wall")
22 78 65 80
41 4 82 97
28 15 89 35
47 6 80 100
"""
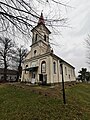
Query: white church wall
58 60 62 83
49 56 54 83
25 51 31 60
31 41 49 58
31 45 40 57
63 63 76 82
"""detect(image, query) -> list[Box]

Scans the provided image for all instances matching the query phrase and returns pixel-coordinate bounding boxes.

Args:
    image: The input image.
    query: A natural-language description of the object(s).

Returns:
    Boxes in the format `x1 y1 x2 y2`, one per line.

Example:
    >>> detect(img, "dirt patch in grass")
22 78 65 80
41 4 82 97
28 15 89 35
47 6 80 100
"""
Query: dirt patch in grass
6 82 79 99
6 82 63 98
0 83 6 88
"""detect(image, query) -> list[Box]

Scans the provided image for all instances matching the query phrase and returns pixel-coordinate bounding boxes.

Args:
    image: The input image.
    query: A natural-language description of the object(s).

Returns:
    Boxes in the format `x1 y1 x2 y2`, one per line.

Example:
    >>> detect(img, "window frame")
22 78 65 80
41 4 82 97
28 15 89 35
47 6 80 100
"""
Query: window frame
41 61 46 73
65 67 67 75
53 62 56 74
35 34 37 41
44 34 46 41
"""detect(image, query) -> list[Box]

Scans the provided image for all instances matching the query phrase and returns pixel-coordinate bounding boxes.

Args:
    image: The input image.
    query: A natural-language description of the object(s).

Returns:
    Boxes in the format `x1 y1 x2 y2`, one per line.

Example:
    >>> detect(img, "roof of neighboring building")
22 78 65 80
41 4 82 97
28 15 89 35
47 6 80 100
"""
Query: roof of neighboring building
0 68 17 75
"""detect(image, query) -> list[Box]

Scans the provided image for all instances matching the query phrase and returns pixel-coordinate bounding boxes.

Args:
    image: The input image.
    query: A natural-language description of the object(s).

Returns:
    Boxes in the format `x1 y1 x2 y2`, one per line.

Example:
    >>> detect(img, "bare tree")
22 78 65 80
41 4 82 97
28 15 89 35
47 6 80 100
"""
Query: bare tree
16 46 28 81
0 0 69 42
0 37 16 81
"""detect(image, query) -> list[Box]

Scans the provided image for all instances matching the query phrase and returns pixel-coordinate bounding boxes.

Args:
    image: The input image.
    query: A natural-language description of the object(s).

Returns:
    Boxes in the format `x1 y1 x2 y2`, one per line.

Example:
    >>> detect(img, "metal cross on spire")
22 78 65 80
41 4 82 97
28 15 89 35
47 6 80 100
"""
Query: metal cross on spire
38 12 45 25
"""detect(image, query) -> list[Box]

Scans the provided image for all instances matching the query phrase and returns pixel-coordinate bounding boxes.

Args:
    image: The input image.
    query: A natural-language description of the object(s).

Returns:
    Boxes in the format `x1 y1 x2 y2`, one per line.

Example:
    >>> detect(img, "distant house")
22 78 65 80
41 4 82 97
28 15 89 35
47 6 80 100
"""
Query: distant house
21 13 76 84
0 68 17 82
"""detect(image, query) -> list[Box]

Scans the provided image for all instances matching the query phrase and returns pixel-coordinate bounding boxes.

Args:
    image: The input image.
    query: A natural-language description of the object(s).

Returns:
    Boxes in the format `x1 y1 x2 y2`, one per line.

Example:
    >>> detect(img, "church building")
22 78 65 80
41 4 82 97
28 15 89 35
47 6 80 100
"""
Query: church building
21 13 76 84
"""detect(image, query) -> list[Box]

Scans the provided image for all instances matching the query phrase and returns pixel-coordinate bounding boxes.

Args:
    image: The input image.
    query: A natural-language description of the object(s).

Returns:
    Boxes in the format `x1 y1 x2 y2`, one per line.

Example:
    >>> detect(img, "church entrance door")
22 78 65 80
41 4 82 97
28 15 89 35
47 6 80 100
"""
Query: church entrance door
39 74 47 85
39 74 43 82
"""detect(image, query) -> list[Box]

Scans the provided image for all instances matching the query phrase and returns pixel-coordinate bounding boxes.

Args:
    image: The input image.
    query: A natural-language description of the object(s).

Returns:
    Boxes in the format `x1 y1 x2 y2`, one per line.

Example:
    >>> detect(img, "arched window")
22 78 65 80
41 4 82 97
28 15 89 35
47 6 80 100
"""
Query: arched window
53 62 56 74
41 61 46 73
44 35 46 41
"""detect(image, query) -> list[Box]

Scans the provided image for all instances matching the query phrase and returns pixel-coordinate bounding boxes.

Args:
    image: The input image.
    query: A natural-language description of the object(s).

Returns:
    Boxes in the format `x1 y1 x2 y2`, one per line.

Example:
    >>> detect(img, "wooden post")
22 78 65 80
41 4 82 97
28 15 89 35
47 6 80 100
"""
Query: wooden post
60 63 66 104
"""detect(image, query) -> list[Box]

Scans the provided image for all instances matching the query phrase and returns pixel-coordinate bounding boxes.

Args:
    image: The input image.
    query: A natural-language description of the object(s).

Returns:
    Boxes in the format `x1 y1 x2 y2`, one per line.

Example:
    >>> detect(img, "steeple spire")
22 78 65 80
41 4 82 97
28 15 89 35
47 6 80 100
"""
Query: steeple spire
38 12 45 25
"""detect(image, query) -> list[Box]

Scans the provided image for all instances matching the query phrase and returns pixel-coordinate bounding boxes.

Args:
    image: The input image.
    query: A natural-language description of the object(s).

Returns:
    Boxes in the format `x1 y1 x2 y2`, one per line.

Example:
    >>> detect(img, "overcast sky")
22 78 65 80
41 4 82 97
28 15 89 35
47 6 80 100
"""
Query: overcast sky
50 0 90 75
24 0 90 75
0 0 89 75
32 0 90 75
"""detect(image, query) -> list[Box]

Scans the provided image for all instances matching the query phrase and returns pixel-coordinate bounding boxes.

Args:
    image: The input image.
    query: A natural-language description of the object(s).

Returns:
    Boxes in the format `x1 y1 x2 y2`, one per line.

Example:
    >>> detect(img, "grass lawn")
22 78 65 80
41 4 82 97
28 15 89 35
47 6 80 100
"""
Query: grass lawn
0 83 90 120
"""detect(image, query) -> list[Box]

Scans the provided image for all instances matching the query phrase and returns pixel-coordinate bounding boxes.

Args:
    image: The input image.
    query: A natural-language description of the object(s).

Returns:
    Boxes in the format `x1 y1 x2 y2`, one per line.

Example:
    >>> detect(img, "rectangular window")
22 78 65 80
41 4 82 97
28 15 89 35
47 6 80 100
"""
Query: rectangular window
44 35 46 41
71 69 72 76
32 34 34 43
35 34 37 41
53 62 56 74
60 64 62 74
73 69 75 76
65 67 67 75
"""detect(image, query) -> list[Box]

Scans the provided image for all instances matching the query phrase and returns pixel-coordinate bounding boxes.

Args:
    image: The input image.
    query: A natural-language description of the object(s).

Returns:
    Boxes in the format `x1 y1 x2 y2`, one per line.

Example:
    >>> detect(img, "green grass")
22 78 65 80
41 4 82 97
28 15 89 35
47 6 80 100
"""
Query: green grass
0 83 90 120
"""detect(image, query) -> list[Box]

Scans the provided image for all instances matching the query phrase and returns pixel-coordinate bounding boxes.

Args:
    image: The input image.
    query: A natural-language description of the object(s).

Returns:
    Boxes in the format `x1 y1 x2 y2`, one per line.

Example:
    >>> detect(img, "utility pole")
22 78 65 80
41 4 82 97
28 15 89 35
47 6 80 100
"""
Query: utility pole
60 62 66 104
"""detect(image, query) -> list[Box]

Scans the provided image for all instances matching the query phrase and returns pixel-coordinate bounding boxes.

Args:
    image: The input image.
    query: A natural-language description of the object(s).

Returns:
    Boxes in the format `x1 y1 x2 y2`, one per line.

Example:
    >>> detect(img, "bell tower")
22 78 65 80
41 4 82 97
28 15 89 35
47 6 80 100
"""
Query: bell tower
30 13 51 57
31 13 51 46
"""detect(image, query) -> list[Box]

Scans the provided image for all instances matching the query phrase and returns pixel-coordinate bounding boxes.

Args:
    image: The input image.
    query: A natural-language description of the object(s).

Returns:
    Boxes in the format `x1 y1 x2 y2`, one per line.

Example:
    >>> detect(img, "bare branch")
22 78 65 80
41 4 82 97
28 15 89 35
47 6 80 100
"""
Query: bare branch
0 0 70 45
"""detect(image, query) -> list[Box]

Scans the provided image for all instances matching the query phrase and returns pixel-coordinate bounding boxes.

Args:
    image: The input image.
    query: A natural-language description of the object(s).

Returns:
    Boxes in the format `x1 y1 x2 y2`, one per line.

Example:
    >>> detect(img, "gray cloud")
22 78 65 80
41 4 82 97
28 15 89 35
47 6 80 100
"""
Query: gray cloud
53 0 90 75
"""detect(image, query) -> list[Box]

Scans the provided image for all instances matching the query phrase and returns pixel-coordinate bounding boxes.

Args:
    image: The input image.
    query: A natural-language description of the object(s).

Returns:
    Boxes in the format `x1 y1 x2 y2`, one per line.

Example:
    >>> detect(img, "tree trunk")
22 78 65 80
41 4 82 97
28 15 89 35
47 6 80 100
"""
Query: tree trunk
16 62 22 82
4 67 7 82
3 56 7 82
